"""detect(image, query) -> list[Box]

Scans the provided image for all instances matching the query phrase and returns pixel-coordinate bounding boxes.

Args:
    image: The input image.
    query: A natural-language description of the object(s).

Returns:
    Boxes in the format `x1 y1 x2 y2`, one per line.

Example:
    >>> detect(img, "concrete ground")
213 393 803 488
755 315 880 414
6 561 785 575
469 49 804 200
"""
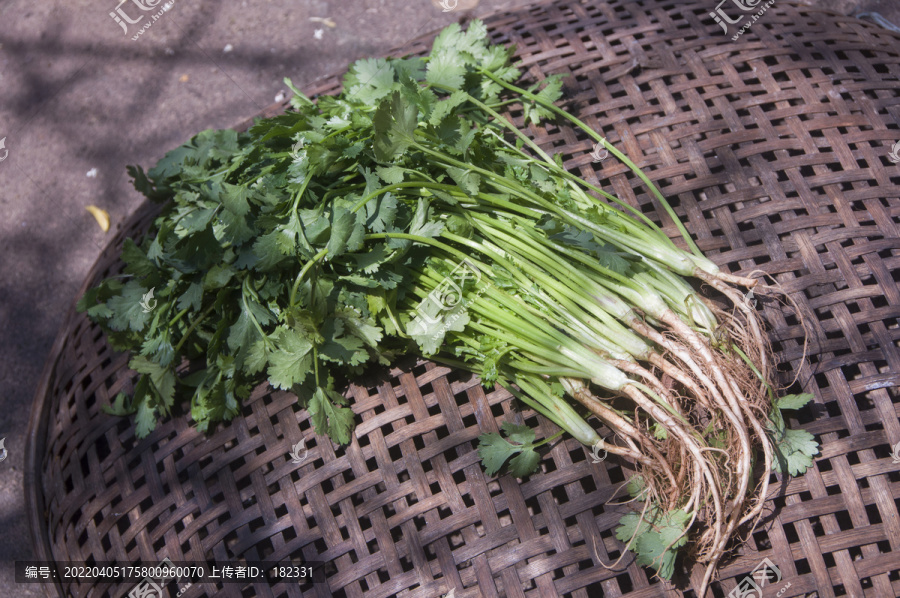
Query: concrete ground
1 0 898 597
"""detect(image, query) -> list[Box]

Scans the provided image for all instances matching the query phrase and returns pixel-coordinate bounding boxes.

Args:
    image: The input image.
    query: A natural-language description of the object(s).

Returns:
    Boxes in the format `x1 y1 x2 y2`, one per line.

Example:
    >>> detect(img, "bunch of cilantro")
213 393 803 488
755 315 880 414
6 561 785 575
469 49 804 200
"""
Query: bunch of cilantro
78 20 819 590
77 21 541 443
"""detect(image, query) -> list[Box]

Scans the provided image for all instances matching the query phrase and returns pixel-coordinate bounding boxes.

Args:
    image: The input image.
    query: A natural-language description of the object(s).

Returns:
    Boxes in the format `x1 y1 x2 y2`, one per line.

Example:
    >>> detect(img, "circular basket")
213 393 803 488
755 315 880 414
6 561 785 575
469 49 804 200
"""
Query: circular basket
26 0 900 596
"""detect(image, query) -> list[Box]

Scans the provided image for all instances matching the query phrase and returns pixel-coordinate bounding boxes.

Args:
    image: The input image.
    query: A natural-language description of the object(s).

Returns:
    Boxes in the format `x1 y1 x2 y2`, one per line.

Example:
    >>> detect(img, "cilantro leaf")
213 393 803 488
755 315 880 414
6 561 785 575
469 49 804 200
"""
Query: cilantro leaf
523 74 565 125
245 339 270 375
540 220 639 275
500 422 535 446
266 326 314 390
446 166 480 196
107 280 153 332
220 182 252 216
535 74 564 105
309 386 355 445
376 165 405 185
776 393 813 411
407 300 469 356
284 77 315 109
318 318 368 366
335 307 383 348
134 381 158 438
253 231 289 271
773 427 819 476
103 392 137 416
203 264 234 291
177 282 203 312
508 449 541 478
348 245 389 274
426 50 466 90
428 90 468 126
142 333 175 367
408 198 444 239
373 91 418 162
430 20 490 64
325 206 364 257
616 508 690 580
122 239 157 277
344 57 397 105
477 423 542 478
228 298 274 370
477 432 520 477
129 355 176 412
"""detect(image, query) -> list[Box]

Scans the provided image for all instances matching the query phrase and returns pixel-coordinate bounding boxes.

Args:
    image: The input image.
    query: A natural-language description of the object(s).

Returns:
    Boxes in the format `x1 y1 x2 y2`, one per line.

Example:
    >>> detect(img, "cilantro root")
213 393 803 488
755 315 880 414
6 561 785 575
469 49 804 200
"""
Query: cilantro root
78 19 818 597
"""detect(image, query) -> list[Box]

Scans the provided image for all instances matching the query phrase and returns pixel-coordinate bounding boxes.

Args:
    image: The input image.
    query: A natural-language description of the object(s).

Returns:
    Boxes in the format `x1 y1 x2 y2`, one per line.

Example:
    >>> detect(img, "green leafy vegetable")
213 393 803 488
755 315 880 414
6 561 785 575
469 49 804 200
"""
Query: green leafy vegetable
615 508 690 580
477 422 547 478
773 427 819 476
776 393 813 411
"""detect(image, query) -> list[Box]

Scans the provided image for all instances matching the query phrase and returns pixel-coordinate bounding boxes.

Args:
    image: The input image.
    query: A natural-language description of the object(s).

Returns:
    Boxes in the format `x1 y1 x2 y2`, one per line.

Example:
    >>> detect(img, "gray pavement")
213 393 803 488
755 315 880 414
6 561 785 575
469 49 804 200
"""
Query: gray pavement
1 0 898 597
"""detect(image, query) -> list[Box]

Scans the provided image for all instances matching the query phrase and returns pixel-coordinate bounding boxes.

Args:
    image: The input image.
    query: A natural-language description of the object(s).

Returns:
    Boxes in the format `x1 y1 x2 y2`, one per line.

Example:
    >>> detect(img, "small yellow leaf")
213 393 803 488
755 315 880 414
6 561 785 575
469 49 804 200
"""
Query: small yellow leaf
309 16 336 28
86 205 111 232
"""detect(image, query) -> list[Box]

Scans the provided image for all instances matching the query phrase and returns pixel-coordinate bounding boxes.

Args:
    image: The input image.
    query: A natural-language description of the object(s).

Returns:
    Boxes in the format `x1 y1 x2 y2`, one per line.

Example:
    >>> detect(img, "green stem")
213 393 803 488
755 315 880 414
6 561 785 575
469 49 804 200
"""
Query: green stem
243 279 275 349
479 69 704 257
350 181 455 213
289 249 329 307
173 301 216 354
168 306 190 327
429 83 675 248
531 429 567 448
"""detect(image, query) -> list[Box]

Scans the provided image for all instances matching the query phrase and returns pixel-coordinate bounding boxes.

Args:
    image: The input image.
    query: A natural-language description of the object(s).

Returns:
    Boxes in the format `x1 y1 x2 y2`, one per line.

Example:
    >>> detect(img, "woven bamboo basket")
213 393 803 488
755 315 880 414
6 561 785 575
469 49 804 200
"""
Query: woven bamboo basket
26 0 900 596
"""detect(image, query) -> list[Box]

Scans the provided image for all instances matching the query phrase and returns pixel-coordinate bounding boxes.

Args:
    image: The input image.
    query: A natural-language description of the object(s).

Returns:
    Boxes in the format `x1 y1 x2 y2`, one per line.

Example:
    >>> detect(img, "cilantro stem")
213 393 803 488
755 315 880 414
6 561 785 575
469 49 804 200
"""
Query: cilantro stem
532 429 566 448
350 181 456 213
478 69 705 257
363 232 471 263
290 176 312 212
407 138 685 273
173 301 216 354
242 278 275 350
503 376 599 446
288 248 329 307
168 306 190 327
313 346 320 386
428 83 675 246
